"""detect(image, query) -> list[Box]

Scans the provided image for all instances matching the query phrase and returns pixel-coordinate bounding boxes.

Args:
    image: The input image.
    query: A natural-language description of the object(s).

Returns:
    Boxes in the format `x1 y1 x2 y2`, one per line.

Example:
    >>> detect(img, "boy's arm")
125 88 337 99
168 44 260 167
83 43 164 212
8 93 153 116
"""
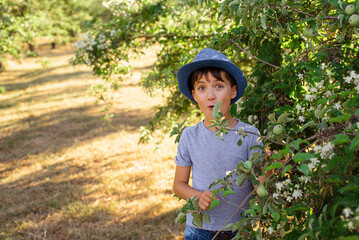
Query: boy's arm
173 165 218 211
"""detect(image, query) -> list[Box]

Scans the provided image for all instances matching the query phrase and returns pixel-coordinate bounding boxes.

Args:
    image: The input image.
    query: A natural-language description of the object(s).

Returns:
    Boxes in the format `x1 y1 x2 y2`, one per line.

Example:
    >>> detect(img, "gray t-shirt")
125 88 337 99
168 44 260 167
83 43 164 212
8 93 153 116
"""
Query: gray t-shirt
175 120 261 231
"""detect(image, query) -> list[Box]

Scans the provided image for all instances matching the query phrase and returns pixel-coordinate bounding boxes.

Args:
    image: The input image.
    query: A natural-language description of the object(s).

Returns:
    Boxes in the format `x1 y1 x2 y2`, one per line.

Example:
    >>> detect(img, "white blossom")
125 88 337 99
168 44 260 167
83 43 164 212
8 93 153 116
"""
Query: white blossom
276 182 284 191
350 71 358 78
313 145 322 153
296 104 305 113
317 80 324 88
85 59 91 66
284 179 291 185
299 176 311 183
305 94 315 101
333 102 341 110
286 196 293 202
298 73 303 79
292 189 303 199
327 70 333 77
344 76 352 84
320 142 335 159
325 91 332 98
110 30 117 37
299 116 305 122
343 207 353 218
310 157 319 165
308 162 316 172
310 87 317 93
267 227 274 235
273 193 280 199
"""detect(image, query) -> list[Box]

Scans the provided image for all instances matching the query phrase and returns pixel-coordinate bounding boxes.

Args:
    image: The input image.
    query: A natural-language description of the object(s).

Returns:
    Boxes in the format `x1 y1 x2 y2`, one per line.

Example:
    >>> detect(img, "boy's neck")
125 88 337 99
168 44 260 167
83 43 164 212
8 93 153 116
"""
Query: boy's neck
204 117 238 132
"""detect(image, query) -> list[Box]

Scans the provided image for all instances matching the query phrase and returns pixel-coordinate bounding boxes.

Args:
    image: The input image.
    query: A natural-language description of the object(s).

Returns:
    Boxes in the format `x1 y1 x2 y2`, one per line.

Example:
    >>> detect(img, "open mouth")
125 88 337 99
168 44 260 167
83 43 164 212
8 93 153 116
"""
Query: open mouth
208 105 214 110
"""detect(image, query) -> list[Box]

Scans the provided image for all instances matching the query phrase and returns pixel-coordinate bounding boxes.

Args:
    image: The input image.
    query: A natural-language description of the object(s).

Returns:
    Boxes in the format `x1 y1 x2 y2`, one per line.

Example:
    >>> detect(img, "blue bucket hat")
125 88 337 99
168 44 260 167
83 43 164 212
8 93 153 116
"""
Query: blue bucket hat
177 48 247 104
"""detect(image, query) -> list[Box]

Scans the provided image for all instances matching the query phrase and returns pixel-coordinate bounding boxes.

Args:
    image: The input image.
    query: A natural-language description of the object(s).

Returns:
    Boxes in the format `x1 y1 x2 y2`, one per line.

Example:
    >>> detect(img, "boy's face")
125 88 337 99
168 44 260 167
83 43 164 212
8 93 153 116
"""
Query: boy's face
191 71 237 123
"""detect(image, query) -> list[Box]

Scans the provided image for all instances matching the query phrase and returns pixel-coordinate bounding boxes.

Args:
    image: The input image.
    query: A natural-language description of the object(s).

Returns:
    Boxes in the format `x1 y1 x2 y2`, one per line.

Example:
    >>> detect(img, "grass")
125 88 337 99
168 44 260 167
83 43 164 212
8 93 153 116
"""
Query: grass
0 42 185 239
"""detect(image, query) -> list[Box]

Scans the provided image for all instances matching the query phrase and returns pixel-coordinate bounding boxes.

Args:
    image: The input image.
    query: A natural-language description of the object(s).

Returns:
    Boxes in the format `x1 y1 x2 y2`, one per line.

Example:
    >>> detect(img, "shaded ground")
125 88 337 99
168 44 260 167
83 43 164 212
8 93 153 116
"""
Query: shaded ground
0 43 185 239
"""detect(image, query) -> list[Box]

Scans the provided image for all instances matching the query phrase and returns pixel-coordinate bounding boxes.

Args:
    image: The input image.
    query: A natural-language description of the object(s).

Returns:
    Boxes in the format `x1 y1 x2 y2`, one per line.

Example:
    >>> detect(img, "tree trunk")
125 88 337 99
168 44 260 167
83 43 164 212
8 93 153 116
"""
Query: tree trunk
28 43 34 52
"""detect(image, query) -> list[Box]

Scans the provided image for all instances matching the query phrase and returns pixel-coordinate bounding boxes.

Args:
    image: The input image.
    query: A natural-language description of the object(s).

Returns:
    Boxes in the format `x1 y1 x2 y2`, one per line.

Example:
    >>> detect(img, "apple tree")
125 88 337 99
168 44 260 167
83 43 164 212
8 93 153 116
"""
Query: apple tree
72 0 359 238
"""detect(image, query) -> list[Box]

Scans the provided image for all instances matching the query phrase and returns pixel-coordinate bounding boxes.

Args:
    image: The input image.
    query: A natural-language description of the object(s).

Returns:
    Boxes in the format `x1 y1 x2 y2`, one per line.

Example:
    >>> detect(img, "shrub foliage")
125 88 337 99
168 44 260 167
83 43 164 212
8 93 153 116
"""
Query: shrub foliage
72 0 359 238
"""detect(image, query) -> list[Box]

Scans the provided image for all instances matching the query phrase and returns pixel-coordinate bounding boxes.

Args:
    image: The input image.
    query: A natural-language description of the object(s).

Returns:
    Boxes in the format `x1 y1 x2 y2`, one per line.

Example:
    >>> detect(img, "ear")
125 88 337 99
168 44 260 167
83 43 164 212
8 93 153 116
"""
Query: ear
231 85 237 99
192 89 198 102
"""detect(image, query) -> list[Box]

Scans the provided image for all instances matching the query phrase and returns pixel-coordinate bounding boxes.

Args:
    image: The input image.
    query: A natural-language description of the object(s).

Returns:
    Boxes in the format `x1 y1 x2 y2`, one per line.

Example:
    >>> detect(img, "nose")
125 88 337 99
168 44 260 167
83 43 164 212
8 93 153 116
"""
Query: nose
207 87 216 100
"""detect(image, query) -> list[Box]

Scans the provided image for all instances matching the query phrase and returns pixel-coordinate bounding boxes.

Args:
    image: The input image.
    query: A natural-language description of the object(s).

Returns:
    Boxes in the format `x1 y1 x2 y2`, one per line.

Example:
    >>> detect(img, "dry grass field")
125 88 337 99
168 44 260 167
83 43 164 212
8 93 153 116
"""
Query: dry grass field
0 43 185 239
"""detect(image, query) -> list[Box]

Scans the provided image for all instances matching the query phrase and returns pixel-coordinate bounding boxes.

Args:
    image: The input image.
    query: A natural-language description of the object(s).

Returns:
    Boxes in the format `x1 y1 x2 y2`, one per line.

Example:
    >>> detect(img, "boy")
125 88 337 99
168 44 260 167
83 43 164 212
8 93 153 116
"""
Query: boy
173 48 261 239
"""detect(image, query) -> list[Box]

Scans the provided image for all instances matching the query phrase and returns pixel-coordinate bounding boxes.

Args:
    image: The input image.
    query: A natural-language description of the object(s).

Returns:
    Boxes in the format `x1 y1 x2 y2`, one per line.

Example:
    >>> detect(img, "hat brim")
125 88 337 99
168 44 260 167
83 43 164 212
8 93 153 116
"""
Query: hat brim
177 59 247 104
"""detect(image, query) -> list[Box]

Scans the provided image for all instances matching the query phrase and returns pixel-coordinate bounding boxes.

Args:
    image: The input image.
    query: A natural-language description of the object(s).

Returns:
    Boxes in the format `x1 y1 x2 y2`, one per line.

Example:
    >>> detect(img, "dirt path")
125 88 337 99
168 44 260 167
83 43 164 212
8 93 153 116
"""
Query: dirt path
0 43 184 239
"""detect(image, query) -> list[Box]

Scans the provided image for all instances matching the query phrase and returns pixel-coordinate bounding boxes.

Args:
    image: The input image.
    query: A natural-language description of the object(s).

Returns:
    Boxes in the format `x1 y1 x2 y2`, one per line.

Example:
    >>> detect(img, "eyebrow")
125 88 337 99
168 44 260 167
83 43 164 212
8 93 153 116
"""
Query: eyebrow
195 78 224 85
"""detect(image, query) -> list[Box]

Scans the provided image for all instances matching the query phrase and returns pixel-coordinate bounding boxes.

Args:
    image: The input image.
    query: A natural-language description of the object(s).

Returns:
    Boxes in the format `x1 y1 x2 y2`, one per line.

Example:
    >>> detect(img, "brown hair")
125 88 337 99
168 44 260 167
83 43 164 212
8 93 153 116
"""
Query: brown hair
188 67 236 92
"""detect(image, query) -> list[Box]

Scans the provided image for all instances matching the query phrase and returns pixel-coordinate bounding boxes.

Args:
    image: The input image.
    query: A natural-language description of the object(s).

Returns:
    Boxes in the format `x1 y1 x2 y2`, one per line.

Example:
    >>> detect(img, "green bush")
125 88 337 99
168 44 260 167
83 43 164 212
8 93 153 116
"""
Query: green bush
72 0 359 238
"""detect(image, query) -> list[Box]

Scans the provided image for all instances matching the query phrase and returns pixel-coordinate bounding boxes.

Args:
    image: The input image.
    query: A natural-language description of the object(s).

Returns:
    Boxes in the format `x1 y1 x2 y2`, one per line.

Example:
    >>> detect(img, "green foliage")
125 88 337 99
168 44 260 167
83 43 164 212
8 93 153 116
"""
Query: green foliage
0 0 105 67
72 0 359 238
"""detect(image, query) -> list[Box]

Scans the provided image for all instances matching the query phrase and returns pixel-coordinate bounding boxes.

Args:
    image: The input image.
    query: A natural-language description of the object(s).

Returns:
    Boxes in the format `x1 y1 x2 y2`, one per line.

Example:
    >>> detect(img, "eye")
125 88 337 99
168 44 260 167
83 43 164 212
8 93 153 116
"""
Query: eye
216 83 224 89
197 86 205 91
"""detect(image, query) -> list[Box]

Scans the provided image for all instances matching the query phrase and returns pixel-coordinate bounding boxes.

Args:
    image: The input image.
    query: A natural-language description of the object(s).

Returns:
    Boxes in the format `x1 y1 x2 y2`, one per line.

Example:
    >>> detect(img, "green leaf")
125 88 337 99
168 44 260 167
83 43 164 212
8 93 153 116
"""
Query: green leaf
298 232 310 240
265 161 283 171
318 107 330 119
333 134 350 145
236 174 246 187
268 113 276 123
209 199 220 210
237 139 243 146
272 211 280 221
251 204 261 212
223 190 236 196
349 133 359 151
338 14 344 27
270 153 282 160
249 144 264 151
329 117 342 123
291 141 300 150
202 211 210 224
260 13 267 29
175 212 186 224
282 164 292 177
338 236 359 240
293 153 315 163
300 121 316 132
212 101 222 119
192 214 202 228
243 208 256 216
297 164 310 176
277 112 290 123
323 177 343 184
327 156 343 170
339 183 359 194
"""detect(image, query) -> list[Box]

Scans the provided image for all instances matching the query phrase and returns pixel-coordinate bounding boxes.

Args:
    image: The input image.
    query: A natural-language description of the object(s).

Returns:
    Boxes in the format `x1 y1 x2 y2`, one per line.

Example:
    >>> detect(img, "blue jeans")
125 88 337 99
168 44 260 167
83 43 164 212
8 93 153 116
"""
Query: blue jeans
184 225 236 240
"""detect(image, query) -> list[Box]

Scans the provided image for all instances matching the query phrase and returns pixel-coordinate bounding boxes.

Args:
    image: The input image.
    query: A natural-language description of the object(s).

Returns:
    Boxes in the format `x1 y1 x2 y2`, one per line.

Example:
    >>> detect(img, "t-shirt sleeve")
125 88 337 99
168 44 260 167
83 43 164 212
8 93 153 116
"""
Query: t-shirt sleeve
174 128 192 167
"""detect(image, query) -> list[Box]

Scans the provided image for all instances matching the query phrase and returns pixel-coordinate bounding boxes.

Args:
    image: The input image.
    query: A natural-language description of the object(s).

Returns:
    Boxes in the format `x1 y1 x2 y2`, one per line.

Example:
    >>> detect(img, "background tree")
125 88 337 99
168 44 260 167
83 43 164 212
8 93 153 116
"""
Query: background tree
73 0 359 238
0 0 107 71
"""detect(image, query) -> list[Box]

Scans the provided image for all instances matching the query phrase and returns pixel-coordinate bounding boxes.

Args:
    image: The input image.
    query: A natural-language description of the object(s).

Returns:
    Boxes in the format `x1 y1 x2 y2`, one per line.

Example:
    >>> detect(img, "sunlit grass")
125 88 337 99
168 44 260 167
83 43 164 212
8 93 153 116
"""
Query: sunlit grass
0 43 185 239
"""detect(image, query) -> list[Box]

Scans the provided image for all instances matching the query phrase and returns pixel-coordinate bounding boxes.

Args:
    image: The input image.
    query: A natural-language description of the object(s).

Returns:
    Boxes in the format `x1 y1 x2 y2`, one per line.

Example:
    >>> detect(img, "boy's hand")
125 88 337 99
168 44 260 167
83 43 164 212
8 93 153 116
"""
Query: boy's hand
198 190 219 211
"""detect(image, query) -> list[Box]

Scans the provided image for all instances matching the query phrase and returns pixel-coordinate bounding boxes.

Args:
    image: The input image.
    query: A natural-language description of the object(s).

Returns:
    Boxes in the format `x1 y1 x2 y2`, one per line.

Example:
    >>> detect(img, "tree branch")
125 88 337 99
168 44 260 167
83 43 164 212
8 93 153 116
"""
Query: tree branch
230 40 282 69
